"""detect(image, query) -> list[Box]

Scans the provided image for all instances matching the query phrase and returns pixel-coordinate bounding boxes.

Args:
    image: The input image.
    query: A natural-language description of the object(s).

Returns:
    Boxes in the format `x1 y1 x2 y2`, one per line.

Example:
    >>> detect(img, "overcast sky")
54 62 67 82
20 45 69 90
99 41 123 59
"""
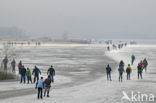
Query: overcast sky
0 0 156 39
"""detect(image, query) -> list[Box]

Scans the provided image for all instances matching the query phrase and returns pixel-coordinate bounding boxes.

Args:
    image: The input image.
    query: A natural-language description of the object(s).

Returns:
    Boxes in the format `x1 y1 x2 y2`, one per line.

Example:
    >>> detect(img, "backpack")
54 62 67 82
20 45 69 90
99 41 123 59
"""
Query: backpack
45 79 51 86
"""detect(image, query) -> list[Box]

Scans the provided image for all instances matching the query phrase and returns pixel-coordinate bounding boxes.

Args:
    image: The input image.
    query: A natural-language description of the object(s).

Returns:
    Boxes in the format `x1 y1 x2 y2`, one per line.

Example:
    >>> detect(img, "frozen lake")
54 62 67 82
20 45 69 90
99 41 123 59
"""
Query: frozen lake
0 44 156 103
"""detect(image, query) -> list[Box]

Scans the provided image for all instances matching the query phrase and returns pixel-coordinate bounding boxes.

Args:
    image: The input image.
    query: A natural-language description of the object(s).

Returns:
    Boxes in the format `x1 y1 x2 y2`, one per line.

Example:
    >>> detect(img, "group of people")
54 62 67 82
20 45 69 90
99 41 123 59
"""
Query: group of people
107 43 127 51
106 55 148 82
35 65 55 99
2 57 55 99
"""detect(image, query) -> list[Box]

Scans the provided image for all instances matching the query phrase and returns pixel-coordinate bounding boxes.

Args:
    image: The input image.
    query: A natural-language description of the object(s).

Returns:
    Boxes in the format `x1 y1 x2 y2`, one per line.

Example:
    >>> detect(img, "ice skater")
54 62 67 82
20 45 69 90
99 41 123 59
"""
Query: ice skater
105 64 112 81
131 54 135 65
36 77 44 99
32 66 41 83
143 58 148 72
26 68 32 84
126 64 132 80
3 56 8 72
11 59 16 73
20 66 26 84
44 75 52 97
47 65 55 82
118 65 124 82
137 64 143 79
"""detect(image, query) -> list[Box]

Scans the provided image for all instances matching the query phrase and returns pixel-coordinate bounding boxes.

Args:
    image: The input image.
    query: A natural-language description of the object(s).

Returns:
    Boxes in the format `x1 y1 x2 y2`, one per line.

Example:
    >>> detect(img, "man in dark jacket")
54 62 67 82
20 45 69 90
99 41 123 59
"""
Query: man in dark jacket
44 75 52 97
106 64 112 81
20 65 26 83
32 66 41 83
131 55 135 65
3 56 8 71
47 65 55 82
137 64 143 79
118 66 124 82
119 60 125 68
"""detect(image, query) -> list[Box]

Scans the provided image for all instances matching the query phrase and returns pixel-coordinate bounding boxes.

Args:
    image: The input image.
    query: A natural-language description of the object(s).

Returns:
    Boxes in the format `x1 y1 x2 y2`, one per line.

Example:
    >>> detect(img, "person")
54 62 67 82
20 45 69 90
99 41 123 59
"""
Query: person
18 61 23 74
119 60 125 68
143 58 148 72
20 65 26 83
131 54 135 65
47 65 55 82
126 64 132 80
139 60 143 67
107 46 110 51
11 59 16 73
32 66 41 83
36 77 44 99
118 66 124 82
44 75 52 97
137 63 143 79
105 64 112 81
26 68 32 84
3 56 8 71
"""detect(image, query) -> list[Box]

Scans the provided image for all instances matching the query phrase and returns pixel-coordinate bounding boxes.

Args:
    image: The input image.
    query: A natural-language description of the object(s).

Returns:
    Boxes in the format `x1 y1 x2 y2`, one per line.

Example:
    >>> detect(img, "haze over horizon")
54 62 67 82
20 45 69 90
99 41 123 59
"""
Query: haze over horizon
0 0 156 39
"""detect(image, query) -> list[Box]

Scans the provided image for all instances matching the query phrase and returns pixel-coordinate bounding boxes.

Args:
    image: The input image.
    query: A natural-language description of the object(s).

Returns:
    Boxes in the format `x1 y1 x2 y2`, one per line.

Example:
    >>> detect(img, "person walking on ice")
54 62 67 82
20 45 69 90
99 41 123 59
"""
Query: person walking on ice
26 68 32 84
11 59 16 73
131 54 135 65
143 58 148 72
105 64 112 81
44 75 52 97
118 65 124 82
36 77 44 99
32 66 41 83
3 56 8 72
126 64 132 80
137 63 143 79
20 65 26 84
47 65 55 82
119 60 125 68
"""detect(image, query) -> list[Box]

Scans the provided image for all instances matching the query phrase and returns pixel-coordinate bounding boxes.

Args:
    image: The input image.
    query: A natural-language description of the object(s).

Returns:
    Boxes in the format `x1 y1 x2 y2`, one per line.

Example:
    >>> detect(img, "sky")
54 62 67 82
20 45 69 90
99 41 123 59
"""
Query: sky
0 0 156 39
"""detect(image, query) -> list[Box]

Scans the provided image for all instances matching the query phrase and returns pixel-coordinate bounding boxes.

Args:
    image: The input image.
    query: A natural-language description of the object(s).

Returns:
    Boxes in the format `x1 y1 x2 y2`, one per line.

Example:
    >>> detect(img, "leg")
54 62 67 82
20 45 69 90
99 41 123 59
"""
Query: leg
37 76 39 81
109 73 112 81
38 88 40 99
44 87 47 96
40 88 43 99
138 72 139 79
27 76 29 84
140 73 142 79
106 73 108 80
24 76 25 83
20 75 22 83
121 73 123 82
34 76 36 83
47 87 50 97
51 75 54 82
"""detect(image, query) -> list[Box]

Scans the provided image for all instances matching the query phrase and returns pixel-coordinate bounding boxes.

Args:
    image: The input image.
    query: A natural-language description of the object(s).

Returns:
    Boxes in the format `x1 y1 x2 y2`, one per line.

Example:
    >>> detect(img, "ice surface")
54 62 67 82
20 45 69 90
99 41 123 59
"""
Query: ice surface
0 45 156 103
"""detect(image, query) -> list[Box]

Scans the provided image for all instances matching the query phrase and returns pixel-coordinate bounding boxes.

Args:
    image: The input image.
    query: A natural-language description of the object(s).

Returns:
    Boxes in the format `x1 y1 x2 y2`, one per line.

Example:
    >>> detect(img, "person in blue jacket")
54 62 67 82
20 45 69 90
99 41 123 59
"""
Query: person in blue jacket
32 66 41 83
36 77 44 99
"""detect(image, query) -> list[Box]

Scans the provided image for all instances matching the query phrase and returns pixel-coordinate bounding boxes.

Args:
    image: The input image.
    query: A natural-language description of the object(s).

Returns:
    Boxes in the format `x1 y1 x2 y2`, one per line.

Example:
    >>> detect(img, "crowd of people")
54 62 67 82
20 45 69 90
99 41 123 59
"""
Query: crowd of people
106 55 148 82
2 57 55 99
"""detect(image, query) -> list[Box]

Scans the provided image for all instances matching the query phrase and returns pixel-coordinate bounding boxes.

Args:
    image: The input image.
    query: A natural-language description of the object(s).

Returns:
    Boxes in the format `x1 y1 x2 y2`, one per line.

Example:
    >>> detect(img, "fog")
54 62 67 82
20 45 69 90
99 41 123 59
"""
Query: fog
0 0 156 39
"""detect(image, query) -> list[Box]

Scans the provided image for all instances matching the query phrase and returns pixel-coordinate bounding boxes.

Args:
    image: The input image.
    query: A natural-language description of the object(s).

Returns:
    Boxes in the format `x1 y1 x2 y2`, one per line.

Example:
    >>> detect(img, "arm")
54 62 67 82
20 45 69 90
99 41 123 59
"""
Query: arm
39 69 41 75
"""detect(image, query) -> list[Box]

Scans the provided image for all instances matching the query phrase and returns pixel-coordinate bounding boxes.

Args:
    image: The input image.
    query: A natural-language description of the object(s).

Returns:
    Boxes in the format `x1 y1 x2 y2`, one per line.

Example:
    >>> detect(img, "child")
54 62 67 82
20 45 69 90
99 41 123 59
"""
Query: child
36 77 44 99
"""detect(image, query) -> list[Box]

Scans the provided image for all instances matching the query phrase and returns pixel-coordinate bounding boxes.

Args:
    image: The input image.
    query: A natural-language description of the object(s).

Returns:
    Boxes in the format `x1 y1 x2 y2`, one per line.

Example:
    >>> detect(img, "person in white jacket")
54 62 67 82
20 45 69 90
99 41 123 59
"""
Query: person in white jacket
36 77 44 99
